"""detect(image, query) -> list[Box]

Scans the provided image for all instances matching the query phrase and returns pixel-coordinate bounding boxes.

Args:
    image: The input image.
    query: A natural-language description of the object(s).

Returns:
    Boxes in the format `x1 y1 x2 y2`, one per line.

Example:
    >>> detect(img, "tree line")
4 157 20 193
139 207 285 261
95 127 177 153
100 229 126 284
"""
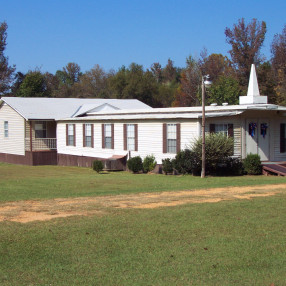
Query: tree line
0 18 285 107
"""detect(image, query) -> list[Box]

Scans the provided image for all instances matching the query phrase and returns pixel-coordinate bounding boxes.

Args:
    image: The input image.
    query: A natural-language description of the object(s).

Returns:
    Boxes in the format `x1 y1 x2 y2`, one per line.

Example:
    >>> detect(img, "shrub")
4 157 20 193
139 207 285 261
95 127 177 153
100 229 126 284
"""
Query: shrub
162 158 173 175
173 149 194 174
190 133 234 175
216 157 244 176
143 155 157 173
243 154 262 175
127 156 143 173
93 160 104 173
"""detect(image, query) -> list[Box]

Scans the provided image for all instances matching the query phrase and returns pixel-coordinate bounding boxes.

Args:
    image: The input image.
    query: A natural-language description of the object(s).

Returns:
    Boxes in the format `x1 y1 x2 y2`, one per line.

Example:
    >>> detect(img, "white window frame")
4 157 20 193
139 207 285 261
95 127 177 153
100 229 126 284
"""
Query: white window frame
127 124 135 151
167 124 177 153
67 124 75 146
214 124 228 136
104 124 112 149
85 124 92 147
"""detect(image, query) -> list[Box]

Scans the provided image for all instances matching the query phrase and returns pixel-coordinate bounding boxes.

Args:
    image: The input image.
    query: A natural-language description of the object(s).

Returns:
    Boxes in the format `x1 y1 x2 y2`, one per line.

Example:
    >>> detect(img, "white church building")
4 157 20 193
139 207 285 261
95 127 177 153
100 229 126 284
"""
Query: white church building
1 65 286 170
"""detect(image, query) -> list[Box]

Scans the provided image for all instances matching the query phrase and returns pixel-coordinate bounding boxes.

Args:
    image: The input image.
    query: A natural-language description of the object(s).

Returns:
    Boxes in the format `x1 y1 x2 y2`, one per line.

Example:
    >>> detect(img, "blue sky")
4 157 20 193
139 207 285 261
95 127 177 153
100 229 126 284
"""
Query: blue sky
1 0 285 74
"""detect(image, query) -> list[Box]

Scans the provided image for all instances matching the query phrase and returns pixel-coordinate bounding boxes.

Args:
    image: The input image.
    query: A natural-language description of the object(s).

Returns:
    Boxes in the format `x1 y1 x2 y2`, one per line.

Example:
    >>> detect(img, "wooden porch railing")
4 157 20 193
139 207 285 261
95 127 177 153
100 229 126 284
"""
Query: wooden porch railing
25 138 57 151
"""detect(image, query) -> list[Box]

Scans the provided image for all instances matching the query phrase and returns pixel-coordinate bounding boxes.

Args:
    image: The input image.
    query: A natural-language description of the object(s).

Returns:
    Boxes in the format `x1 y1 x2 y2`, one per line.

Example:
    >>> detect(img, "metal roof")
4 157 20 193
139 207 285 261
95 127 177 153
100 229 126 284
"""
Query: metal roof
60 103 286 121
0 97 152 120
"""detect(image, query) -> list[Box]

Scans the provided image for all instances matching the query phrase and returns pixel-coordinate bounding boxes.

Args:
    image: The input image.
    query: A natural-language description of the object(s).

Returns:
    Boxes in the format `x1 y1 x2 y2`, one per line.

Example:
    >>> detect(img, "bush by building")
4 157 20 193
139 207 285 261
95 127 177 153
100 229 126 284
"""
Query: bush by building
93 160 104 173
127 156 143 173
143 155 157 173
243 154 262 175
173 149 194 174
162 158 174 175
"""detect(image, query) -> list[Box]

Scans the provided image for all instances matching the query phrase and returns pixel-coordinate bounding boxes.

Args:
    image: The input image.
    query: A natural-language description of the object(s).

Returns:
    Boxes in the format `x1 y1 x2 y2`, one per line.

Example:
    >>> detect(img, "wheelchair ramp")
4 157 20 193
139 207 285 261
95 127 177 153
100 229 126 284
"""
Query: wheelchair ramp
262 163 286 176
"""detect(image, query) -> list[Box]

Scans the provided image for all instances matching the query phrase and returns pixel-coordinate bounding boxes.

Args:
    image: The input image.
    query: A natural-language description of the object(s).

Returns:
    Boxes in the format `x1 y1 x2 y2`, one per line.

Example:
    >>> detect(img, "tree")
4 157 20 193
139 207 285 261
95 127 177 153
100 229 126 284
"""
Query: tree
44 72 60 98
0 21 15 95
17 71 49 97
257 62 277 104
11 72 25 95
109 63 159 106
207 75 240 105
108 66 128 99
150 62 162 83
76 64 112 98
271 24 286 105
54 62 82 97
199 53 234 83
63 62 81 85
173 56 201 107
162 58 178 84
225 18 267 89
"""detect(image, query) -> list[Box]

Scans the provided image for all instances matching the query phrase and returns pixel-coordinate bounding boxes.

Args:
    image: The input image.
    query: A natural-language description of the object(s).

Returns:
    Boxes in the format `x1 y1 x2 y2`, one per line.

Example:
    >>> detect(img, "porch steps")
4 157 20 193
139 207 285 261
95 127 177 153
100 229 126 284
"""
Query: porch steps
262 163 286 176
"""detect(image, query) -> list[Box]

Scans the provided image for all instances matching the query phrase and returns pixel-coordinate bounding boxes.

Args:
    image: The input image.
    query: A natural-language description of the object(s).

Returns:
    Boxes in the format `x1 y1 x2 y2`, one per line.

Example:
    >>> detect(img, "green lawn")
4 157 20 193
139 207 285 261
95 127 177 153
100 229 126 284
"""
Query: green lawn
1 194 286 285
0 163 286 285
0 163 286 202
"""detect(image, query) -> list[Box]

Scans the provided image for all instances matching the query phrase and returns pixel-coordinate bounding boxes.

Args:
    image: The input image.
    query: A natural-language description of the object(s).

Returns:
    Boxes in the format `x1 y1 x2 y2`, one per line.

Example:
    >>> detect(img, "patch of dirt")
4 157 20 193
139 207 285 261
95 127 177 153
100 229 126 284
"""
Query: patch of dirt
0 184 285 223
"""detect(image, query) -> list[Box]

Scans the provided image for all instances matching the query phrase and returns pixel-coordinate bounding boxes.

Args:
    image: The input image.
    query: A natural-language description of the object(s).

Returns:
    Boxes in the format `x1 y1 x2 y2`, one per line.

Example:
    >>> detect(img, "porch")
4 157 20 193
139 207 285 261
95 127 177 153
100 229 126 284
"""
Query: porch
25 120 57 151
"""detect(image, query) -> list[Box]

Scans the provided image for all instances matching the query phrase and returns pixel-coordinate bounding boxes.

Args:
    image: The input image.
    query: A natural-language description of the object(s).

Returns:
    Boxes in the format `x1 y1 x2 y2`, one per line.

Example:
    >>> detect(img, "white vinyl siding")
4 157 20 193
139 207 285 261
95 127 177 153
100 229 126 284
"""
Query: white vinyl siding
0 104 25 155
57 120 199 164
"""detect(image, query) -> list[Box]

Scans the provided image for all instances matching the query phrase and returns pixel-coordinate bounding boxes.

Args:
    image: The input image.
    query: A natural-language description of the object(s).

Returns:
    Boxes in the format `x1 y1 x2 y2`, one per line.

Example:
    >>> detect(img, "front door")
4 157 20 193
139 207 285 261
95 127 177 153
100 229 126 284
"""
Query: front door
246 119 270 161
258 120 270 161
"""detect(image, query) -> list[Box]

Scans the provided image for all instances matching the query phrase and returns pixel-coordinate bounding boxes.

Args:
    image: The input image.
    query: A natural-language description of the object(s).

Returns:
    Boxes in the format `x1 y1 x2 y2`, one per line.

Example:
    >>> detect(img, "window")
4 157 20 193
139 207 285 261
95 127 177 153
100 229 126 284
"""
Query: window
124 124 138 151
167 124 177 153
210 124 233 137
163 123 180 154
4 121 8 138
280 123 286 153
127 124 135 150
35 121 47 138
66 124 75 146
83 124 93 148
104 124 112 149
214 124 228 136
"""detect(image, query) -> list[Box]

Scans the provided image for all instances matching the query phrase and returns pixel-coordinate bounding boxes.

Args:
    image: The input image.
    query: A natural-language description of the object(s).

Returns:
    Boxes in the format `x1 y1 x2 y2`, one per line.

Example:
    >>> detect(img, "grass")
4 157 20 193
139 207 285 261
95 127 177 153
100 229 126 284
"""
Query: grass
0 194 286 285
0 163 286 202
1 163 286 285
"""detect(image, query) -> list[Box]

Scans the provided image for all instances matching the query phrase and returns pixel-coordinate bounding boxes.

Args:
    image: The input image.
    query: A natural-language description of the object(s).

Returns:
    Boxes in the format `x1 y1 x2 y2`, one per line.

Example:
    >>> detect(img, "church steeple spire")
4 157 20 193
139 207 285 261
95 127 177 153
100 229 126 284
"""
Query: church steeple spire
239 64 267 105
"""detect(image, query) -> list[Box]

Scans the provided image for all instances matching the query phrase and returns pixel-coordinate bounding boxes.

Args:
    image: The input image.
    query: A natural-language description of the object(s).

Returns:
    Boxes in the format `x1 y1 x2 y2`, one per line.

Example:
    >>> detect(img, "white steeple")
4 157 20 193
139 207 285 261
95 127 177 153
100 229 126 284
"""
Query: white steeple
239 64 268 105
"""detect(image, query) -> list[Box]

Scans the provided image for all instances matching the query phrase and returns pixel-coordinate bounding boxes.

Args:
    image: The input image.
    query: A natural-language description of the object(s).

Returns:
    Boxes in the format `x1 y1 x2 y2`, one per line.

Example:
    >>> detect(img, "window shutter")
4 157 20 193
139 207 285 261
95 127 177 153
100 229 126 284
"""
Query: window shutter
135 124 138 151
66 124 68 146
83 124 86 147
176 123 181 153
73 124 76 146
280 124 285 153
91 124 94 148
163 123 167 153
102 124 105 149
123 124 127 150
111 124 114 149
210 124 215 133
228 124 234 137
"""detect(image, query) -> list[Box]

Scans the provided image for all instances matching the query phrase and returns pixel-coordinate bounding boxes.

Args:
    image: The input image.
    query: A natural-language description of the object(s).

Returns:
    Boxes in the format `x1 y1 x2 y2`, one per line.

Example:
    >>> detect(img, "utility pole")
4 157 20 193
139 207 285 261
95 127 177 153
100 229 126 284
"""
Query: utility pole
201 75 211 178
